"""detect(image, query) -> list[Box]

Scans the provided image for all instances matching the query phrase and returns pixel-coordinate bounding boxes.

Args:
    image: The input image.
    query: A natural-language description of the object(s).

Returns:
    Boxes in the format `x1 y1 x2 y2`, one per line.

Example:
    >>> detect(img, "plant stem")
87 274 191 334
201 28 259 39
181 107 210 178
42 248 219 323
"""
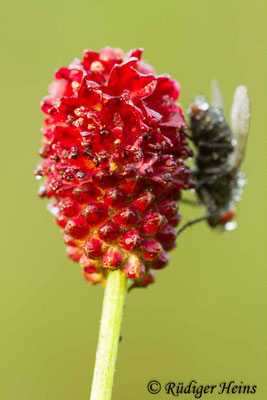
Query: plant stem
90 270 127 400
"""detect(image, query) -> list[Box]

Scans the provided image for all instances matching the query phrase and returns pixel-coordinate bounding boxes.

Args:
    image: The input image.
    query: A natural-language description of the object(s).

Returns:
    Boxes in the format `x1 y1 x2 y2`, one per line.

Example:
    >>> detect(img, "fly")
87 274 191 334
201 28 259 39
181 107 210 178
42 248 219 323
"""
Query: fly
178 82 250 234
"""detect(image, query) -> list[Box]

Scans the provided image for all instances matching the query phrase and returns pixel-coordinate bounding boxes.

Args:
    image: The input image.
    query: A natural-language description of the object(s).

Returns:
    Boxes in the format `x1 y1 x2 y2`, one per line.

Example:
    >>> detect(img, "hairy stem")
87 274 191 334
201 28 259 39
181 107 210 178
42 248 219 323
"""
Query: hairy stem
90 270 127 400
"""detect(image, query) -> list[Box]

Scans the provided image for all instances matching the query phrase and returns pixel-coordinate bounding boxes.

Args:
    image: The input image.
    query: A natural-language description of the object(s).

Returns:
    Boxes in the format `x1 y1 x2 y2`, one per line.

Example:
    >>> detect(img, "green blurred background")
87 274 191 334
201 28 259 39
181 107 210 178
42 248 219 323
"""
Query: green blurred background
1 0 266 399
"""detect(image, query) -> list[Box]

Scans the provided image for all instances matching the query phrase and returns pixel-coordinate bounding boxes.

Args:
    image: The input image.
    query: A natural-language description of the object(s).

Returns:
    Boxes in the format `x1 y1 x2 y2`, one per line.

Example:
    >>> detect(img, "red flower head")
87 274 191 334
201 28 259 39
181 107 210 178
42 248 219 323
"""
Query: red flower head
35 47 193 287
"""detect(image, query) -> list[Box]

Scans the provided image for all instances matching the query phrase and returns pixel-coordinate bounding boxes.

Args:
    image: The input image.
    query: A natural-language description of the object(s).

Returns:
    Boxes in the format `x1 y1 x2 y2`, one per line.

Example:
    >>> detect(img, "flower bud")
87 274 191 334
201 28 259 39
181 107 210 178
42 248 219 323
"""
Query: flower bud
83 237 104 259
123 255 146 280
102 247 124 270
83 202 108 227
119 229 143 252
150 251 169 269
65 215 90 239
140 212 165 235
142 240 162 261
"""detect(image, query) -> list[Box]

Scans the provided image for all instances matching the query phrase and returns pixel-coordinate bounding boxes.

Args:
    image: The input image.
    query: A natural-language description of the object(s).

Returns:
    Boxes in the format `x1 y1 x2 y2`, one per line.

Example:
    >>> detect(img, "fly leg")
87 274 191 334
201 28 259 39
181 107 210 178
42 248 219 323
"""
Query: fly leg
177 215 208 237
176 187 215 237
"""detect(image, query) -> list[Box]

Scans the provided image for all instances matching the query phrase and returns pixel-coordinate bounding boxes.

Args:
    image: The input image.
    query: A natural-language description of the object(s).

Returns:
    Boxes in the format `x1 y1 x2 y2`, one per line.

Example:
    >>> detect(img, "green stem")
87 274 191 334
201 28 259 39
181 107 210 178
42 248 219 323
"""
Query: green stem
90 270 127 400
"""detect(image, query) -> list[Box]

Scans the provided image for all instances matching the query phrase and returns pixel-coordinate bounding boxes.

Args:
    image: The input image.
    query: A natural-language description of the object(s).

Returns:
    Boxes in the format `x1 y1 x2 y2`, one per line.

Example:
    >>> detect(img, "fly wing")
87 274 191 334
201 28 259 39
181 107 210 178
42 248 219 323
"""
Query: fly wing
211 79 224 110
229 85 251 170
